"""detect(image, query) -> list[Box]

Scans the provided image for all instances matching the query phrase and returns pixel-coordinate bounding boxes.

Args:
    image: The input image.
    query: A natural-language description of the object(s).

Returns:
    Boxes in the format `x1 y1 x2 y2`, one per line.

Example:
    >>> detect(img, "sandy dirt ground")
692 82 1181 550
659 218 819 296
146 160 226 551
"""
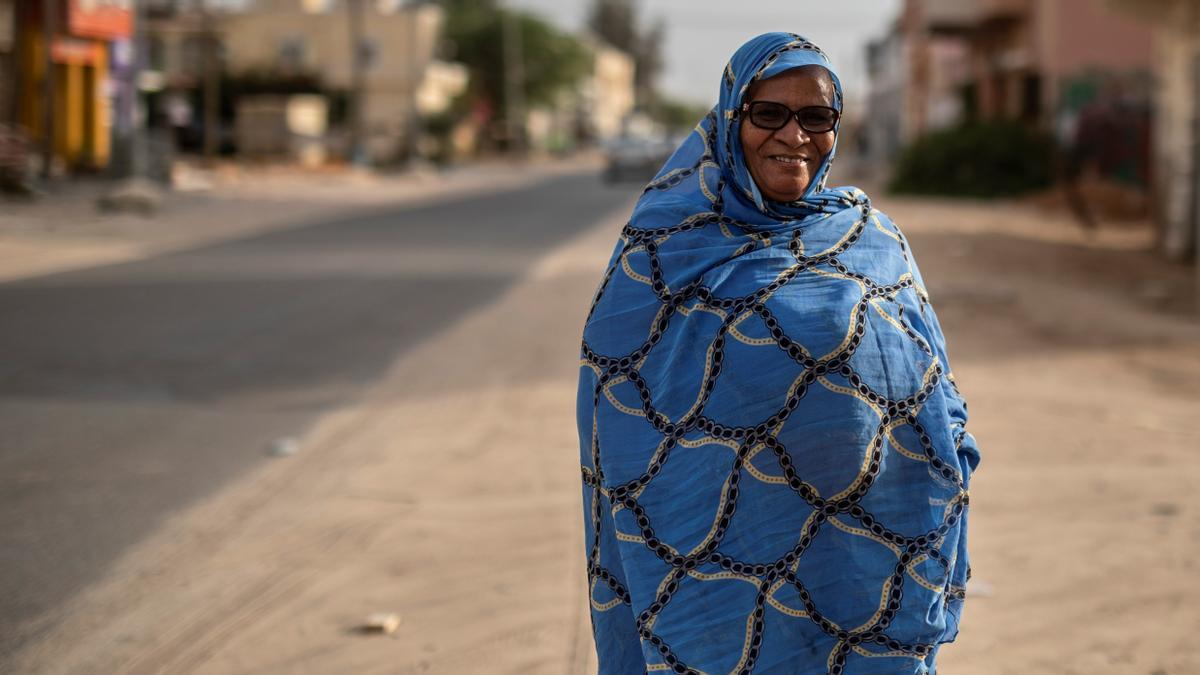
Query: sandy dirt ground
880 197 1200 675
5 180 1199 674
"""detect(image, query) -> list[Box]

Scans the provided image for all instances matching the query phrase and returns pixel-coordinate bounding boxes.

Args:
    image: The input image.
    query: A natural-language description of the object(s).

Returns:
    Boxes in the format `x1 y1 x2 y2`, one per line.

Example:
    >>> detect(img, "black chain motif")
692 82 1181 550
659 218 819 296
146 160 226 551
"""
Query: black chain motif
580 191 971 673
581 35 970 674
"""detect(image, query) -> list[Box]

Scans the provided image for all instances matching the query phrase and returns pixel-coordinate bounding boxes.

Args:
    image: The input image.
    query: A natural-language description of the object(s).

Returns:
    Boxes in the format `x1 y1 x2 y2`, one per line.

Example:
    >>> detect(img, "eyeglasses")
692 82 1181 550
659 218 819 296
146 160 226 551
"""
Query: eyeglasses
740 101 840 133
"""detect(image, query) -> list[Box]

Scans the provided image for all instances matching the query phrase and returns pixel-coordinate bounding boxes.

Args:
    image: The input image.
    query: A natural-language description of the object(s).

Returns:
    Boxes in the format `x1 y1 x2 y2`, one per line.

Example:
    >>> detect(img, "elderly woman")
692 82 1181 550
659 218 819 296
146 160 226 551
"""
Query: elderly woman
577 33 980 674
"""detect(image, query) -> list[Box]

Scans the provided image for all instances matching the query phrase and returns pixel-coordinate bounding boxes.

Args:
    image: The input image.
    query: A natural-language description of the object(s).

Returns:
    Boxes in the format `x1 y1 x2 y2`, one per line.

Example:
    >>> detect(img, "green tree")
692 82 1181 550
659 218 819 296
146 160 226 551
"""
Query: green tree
889 121 1053 198
652 98 710 132
441 1 591 136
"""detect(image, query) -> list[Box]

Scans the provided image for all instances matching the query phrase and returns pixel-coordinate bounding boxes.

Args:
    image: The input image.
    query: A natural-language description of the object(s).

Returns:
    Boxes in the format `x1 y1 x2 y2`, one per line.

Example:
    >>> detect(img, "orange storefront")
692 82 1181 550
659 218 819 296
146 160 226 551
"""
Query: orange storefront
18 0 131 170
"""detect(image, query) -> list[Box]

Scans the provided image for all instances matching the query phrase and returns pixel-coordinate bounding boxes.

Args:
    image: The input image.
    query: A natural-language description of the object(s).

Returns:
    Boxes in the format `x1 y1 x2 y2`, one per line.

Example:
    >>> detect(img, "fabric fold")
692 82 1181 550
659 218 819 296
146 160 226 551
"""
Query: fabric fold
578 32 978 675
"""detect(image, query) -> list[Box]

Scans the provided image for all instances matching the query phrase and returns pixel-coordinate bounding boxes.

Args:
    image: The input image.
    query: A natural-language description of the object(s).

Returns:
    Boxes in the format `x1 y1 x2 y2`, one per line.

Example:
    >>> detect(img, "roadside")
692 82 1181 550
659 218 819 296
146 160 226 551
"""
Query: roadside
0 153 603 284
4 182 1198 674
4 180 629 675
880 194 1200 675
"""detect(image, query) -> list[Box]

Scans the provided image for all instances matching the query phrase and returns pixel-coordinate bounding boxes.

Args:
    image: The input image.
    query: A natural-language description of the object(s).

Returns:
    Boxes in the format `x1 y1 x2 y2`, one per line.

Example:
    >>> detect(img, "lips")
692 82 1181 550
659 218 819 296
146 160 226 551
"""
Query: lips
769 155 810 166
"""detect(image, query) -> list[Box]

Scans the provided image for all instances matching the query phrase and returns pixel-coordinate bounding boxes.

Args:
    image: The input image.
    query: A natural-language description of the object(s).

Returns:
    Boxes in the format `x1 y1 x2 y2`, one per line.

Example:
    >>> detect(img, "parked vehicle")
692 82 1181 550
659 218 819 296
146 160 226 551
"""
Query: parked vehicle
602 135 675 184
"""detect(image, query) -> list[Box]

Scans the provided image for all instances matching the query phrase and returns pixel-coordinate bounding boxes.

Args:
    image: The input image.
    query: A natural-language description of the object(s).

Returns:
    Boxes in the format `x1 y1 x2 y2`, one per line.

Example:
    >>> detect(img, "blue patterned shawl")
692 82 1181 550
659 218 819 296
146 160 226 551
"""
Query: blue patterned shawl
577 33 980 674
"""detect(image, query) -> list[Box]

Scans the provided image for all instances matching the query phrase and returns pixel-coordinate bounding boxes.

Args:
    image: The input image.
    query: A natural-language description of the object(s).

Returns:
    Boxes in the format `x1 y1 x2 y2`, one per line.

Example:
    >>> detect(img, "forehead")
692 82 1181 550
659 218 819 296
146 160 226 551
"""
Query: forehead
745 68 833 106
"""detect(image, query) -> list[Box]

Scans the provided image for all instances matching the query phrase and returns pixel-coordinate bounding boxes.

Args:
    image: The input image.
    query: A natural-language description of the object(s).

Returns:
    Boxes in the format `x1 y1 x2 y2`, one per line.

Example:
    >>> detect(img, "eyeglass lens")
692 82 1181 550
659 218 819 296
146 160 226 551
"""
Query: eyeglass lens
749 102 837 132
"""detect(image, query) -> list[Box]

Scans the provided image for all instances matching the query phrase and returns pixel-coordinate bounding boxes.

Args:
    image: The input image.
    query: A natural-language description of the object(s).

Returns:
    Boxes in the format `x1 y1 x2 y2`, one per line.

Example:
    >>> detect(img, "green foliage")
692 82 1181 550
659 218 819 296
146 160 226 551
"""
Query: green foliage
518 16 592 107
588 0 637 53
652 99 710 132
441 2 591 117
888 121 1054 198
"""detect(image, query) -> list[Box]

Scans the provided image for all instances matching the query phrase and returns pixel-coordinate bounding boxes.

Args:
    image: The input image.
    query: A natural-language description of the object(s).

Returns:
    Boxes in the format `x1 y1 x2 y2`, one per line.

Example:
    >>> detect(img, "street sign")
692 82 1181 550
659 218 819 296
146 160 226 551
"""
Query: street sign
68 0 132 40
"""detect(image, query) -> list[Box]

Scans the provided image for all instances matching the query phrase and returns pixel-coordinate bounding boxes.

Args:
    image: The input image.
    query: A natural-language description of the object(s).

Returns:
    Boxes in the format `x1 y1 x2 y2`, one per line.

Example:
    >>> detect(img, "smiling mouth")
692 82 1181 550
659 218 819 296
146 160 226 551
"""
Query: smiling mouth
769 155 810 165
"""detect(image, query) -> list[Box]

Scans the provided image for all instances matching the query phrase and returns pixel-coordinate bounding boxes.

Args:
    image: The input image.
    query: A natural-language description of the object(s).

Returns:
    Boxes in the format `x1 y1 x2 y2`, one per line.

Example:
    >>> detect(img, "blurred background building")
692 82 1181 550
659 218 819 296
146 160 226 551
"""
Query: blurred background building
217 0 446 164
0 0 1196 264
0 0 648 179
863 0 1199 262
1114 0 1200 260
865 0 1153 166
4 0 133 174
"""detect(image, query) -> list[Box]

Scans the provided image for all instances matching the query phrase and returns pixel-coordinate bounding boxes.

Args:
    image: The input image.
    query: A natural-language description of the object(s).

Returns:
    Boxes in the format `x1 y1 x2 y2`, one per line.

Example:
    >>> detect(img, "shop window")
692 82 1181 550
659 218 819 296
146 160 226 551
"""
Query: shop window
279 37 306 71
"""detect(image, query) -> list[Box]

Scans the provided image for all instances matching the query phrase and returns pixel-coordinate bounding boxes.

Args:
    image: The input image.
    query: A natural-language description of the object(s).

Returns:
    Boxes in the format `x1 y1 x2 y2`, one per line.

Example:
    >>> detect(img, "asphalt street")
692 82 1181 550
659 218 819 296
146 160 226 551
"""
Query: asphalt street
0 170 633 664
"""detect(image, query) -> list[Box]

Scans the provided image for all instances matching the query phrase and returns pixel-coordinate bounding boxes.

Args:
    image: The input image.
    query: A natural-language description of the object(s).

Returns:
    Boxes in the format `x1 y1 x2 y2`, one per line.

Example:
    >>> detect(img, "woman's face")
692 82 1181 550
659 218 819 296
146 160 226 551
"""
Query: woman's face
738 68 836 202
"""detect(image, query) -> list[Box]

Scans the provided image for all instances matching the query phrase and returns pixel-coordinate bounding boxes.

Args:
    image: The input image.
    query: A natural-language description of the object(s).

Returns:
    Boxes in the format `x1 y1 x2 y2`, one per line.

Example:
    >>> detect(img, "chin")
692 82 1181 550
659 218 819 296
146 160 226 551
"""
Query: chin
760 174 810 202
766 185 807 202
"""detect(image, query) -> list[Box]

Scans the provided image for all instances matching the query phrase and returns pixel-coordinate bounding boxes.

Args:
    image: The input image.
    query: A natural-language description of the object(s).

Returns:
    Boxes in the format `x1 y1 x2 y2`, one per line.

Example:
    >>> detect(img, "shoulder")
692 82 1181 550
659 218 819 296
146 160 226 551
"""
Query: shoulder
627 192 725 237
824 189 910 248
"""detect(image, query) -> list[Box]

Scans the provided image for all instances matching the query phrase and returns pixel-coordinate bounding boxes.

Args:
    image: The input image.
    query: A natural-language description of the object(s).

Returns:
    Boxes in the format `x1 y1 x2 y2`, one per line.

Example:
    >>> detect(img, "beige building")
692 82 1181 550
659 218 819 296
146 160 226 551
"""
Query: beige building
581 37 635 141
220 0 446 163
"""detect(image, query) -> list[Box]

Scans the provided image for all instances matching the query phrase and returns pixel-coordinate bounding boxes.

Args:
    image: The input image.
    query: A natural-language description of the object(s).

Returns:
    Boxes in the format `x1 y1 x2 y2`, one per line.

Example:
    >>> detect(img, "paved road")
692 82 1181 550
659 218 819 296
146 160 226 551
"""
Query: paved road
0 171 633 664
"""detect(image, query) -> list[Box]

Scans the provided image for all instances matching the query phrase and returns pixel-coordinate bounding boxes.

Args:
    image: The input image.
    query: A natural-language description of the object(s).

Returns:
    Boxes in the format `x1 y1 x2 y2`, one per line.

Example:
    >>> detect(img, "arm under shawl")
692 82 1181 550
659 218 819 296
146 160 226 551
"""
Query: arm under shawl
885 210 982 633
887 211 982 481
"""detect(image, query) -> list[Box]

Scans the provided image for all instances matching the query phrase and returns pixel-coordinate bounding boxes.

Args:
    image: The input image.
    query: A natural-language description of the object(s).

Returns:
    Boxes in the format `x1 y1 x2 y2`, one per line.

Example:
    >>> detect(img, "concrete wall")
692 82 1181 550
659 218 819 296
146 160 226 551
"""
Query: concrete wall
1150 2 1200 258
1041 0 1153 78
864 21 909 168
1036 0 1154 118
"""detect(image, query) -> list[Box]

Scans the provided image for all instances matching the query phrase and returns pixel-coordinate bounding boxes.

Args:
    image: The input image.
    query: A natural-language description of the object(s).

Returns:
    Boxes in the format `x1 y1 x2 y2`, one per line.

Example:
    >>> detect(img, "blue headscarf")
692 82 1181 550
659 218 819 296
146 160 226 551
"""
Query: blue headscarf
578 33 980 674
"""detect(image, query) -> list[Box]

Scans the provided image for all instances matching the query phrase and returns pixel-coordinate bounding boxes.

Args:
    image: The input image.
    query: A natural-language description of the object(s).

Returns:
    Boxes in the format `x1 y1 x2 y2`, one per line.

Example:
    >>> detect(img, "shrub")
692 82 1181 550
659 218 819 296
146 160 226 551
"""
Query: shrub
888 121 1054 198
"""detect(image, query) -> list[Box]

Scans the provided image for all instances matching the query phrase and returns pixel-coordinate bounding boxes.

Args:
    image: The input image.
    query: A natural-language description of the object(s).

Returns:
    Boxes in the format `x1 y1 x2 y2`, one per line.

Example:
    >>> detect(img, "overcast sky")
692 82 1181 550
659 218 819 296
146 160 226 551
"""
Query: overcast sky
507 0 902 106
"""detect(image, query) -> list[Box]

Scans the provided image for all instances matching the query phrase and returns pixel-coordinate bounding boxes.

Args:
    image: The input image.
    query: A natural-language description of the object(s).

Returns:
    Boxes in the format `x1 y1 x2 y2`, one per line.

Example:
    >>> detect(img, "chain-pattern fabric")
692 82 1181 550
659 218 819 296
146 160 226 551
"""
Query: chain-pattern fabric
578 33 980 674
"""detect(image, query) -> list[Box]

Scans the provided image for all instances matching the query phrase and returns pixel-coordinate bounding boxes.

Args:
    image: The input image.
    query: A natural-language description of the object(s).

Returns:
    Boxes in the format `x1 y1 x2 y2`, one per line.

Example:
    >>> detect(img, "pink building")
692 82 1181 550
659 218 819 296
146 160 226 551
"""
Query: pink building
921 0 1153 124
865 0 1153 169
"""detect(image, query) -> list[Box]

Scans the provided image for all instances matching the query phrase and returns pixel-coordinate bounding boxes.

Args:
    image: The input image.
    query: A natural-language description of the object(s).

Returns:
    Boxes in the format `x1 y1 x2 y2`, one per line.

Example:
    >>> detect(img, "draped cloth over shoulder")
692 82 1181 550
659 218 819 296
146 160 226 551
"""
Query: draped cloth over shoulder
577 33 980 674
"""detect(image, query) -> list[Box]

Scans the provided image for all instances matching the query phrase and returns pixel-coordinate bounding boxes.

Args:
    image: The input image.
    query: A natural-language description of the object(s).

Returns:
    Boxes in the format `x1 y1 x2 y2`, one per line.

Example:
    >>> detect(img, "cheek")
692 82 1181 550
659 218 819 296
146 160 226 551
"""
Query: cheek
738 126 754 161
814 132 836 156
740 124 771 155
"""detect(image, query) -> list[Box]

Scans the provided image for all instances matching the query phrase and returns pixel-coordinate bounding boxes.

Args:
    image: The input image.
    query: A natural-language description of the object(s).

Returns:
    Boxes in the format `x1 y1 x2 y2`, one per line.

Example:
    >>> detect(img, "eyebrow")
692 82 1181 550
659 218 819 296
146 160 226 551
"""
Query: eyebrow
744 82 834 107
747 96 834 107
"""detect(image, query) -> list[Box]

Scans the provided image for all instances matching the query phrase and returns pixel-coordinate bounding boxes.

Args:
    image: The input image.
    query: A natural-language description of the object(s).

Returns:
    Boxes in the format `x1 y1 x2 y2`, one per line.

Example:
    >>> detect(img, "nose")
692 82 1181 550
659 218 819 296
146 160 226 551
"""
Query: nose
774 116 811 146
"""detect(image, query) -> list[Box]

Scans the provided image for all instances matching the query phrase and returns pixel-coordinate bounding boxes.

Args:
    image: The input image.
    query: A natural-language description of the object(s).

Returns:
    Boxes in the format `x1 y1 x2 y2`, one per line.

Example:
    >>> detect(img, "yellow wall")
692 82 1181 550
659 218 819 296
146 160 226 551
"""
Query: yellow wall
88 44 110 166
18 30 111 170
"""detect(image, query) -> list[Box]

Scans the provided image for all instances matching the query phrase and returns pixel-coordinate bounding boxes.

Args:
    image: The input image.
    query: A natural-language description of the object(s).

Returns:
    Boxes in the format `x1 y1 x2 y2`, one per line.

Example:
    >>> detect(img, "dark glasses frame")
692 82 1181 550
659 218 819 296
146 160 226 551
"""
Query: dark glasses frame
739 101 840 133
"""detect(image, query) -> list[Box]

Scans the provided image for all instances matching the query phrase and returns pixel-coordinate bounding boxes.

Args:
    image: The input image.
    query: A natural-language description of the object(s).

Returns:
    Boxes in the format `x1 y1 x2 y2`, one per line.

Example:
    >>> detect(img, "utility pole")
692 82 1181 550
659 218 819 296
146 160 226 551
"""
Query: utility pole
202 0 220 160
1192 48 1200 311
404 1 420 163
40 0 57 180
97 0 162 213
501 3 524 155
346 0 366 165
2 0 21 129
130 0 149 179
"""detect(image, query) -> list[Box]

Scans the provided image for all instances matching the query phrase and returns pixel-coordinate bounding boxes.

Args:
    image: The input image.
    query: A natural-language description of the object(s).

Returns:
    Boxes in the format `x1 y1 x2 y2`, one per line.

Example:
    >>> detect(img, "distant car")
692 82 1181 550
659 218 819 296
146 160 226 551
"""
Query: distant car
603 136 675 184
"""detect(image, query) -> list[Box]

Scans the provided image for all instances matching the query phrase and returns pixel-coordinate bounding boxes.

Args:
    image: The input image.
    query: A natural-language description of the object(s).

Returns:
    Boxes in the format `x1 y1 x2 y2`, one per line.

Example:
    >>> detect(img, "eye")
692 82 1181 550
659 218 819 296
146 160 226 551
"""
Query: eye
750 102 788 127
799 108 835 130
